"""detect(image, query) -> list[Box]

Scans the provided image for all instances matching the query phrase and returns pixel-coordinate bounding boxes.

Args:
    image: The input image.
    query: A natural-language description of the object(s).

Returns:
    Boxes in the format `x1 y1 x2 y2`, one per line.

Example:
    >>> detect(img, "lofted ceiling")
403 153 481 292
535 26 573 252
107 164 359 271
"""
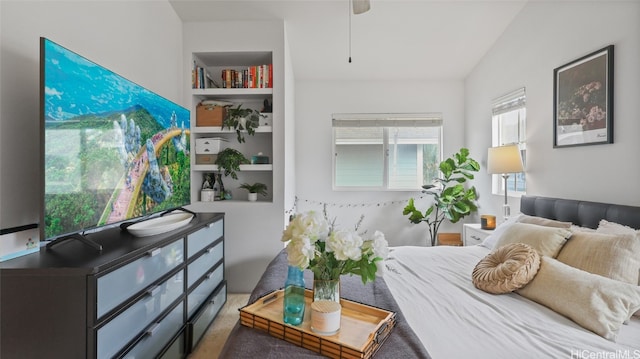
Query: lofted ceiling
169 0 528 81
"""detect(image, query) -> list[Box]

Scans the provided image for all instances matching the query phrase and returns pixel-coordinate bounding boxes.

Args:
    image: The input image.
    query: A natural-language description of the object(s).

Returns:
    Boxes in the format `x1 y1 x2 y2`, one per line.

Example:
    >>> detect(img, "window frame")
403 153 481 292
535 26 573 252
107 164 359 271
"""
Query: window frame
491 88 527 197
332 113 443 191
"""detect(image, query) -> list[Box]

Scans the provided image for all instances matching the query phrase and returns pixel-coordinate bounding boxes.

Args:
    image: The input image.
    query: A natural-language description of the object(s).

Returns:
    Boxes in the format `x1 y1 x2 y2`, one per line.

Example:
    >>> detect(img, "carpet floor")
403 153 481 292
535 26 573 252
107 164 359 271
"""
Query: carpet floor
188 293 251 359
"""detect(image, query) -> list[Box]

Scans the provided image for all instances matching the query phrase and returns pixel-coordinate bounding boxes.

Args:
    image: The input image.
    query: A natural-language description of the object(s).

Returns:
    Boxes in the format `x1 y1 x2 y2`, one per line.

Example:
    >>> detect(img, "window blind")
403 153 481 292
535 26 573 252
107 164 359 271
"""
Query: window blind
492 88 526 116
332 113 442 128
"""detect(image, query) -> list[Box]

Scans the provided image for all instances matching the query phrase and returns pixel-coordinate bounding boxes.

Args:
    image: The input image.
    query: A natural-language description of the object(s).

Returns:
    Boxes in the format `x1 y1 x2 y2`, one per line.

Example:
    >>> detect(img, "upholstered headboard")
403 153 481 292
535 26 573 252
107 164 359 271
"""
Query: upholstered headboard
520 195 640 230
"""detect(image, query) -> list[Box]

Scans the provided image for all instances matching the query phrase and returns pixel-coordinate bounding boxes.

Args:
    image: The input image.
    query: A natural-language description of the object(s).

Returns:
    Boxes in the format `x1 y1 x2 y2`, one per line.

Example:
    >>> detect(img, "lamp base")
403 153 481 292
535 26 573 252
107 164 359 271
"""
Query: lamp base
502 174 511 223
503 203 511 223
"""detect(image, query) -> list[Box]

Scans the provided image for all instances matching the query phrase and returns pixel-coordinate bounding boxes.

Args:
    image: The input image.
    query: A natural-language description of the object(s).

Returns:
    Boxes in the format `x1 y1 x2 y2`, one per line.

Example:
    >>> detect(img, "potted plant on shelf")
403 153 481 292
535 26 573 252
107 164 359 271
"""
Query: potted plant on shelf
239 182 268 202
222 104 263 143
402 148 480 246
214 148 249 180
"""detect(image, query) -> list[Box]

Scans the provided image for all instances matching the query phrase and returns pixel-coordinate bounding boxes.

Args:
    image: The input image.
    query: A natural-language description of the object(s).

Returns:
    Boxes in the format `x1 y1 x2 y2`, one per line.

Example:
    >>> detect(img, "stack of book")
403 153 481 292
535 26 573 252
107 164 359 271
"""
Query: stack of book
192 62 215 89
221 64 272 89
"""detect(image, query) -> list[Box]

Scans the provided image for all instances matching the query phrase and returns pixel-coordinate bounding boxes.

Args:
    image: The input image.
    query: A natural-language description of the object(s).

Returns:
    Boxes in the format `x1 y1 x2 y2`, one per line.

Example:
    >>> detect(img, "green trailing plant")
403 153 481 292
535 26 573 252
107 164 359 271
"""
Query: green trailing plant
403 148 480 246
214 148 249 180
222 104 263 143
239 182 268 197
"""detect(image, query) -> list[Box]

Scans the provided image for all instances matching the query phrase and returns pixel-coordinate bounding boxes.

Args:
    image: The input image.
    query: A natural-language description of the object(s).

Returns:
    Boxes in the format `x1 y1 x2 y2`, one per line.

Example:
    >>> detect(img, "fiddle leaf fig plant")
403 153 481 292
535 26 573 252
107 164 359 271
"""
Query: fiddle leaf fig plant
403 148 480 246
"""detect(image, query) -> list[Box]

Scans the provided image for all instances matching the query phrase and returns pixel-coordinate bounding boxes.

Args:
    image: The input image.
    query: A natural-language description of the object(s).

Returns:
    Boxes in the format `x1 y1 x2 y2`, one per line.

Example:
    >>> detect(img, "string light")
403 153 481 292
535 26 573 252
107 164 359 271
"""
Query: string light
285 195 430 216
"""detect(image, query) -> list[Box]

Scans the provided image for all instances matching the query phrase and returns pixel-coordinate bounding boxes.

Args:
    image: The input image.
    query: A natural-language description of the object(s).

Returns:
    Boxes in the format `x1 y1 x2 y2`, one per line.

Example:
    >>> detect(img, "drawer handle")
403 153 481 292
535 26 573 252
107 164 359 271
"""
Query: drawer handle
207 223 214 228
206 246 215 254
471 235 482 240
146 285 161 298
146 323 160 337
205 271 215 280
147 248 161 257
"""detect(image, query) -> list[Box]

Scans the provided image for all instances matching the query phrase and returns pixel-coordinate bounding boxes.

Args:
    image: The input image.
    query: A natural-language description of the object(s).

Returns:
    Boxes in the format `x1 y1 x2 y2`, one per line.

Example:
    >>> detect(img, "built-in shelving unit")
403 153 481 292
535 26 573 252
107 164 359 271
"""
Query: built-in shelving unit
190 51 274 204
183 21 295 294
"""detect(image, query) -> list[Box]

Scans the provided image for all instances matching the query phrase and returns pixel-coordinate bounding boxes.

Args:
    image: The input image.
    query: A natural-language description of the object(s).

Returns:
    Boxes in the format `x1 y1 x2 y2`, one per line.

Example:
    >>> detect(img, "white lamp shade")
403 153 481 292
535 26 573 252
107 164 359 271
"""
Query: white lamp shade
487 145 524 174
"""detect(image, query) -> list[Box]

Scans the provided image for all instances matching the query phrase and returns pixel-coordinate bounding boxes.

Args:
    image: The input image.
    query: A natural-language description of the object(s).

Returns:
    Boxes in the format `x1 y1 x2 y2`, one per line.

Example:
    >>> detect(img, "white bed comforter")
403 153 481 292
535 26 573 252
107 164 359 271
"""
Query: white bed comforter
384 245 640 359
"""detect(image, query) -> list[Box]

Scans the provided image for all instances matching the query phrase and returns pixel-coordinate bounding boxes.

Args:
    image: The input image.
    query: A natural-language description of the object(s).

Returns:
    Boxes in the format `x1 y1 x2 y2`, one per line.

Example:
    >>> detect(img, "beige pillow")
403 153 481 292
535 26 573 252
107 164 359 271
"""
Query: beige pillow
592 221 640 317
557 231 640 285
570 225 596 233
494 223 572 258
517 256 640 341
517 214 572 229
472 243 540 294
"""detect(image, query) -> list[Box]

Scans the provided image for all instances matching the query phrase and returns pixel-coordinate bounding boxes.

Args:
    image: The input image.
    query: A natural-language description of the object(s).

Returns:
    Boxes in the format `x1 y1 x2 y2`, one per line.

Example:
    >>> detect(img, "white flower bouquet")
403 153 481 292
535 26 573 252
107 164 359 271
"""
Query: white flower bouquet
281 210 389 284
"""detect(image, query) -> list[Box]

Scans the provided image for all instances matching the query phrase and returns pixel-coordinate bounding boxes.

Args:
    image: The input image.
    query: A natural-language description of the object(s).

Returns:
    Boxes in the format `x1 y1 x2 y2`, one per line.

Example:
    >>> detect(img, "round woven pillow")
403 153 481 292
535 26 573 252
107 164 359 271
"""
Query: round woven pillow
472 242 541 294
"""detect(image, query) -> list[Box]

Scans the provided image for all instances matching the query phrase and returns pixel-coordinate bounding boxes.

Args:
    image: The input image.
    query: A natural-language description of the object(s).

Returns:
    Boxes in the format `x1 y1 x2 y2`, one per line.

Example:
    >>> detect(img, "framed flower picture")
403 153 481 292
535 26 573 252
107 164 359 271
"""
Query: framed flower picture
553 45 614 148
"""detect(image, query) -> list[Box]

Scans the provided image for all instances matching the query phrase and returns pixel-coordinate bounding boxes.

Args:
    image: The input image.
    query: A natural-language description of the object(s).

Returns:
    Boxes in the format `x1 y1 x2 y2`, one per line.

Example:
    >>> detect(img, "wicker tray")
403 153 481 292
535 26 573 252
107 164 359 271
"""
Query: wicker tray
239 289 396 359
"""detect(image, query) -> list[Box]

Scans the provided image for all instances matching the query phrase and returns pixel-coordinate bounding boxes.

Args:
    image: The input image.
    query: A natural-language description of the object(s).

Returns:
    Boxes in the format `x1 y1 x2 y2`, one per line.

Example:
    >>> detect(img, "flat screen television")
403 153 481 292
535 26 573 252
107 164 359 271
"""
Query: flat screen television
40 37 191 248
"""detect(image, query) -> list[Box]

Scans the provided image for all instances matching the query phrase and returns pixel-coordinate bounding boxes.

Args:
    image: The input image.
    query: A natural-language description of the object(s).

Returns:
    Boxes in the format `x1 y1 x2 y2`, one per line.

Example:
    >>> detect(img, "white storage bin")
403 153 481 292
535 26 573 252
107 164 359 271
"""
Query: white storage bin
195 138 225 155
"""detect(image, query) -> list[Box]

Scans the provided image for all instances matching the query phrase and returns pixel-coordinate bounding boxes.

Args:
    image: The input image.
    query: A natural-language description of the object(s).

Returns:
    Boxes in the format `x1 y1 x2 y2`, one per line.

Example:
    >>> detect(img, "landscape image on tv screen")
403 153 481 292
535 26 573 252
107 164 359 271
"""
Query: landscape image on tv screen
42 38 191 240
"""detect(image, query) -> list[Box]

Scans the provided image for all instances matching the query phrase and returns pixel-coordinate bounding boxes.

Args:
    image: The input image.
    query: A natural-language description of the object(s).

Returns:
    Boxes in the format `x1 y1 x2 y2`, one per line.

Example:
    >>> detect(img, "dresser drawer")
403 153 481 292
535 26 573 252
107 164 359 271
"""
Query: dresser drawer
96 269 184 359
158 326 187 359
96 239 184 319
187 264 224 318
188 283 226 352
187 241 223 289
187 220 223 258
121 303 184 359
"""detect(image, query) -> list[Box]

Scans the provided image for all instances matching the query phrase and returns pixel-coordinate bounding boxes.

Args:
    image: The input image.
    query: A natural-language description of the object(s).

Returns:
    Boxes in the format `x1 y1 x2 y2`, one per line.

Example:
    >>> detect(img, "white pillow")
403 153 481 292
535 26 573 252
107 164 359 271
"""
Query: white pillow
518 256 640 341
597 219 640 235
480 214 522 250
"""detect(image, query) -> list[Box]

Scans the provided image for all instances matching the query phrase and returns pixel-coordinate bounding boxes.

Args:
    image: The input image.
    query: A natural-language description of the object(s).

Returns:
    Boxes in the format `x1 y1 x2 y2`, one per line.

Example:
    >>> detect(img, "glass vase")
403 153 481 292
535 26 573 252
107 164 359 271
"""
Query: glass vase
312 279 340 303
283 266 305 326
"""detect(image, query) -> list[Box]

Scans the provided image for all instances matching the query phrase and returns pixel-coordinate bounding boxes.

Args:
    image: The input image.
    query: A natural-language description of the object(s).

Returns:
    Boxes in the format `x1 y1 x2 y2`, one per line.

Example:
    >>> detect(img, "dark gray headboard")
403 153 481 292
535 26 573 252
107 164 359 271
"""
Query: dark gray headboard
520 195 640 230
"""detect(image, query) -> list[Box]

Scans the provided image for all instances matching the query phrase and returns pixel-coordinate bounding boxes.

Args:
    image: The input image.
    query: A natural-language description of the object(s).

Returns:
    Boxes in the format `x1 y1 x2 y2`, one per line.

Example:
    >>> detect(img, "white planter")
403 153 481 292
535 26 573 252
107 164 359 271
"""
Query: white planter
248 193 258 202
201 189 215 202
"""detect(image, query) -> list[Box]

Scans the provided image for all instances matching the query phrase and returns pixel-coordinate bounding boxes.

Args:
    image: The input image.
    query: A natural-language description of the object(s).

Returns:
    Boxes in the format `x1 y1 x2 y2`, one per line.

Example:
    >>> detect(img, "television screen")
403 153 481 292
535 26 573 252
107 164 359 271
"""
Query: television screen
41 37 191 242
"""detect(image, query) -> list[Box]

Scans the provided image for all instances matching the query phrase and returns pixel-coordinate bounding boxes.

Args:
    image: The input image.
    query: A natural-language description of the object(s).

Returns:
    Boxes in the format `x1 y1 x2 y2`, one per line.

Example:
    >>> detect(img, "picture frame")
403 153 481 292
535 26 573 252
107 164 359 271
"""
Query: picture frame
553 45 614 148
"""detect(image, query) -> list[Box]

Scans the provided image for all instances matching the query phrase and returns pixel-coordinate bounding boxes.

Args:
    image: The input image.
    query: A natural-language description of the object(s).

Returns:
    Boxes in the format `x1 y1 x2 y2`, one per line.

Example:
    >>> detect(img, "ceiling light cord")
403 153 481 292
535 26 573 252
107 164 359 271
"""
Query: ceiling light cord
349 0 352 63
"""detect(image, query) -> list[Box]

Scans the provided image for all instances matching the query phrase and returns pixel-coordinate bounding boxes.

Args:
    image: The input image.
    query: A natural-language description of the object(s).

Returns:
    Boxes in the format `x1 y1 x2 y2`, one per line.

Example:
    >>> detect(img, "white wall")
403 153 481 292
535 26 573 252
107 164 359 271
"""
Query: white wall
465 1 640 218
0 1 185 233
294 80 466 246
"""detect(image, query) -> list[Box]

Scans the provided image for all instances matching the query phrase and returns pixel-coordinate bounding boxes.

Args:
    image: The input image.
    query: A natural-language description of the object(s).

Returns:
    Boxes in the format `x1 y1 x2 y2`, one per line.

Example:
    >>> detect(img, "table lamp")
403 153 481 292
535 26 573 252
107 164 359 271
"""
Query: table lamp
487 145 524 222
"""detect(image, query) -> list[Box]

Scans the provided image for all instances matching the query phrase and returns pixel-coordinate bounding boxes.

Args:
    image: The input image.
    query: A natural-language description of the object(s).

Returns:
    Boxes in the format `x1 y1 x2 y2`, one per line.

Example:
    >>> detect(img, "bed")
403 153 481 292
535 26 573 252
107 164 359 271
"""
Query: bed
220 195 640 358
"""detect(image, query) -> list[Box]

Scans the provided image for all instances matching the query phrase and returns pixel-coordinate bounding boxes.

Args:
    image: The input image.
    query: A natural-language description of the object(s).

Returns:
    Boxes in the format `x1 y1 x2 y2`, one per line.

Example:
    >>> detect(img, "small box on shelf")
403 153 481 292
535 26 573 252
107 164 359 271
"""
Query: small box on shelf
196 154 217 164
196 104 226 127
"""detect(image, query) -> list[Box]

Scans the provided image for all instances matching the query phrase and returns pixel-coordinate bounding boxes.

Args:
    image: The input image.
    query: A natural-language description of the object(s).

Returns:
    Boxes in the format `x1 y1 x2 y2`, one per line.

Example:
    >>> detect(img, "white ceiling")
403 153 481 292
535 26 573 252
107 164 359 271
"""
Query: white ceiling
169 0 528 81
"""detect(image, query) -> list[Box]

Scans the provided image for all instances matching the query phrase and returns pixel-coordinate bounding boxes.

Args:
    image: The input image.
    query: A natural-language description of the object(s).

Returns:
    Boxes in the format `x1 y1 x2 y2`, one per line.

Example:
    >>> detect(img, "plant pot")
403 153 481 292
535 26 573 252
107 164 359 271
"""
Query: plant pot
438 232 462 246
248 192 258 202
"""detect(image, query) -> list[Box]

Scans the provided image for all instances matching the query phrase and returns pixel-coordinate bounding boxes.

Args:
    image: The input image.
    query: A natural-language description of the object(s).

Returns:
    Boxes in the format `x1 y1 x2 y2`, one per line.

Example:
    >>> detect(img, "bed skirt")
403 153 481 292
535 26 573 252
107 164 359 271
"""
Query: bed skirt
219 250 432 358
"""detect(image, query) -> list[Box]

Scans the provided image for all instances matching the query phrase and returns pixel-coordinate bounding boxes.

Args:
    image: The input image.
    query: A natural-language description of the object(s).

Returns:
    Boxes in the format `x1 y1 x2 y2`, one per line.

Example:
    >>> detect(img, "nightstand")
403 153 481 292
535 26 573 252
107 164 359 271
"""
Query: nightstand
462 223 494 246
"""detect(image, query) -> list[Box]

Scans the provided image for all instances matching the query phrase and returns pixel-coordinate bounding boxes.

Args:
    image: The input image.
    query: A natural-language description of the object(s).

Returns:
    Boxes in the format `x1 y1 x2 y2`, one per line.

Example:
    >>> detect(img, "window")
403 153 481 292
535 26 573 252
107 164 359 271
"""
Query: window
491 88 526 195
332 113 443 190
